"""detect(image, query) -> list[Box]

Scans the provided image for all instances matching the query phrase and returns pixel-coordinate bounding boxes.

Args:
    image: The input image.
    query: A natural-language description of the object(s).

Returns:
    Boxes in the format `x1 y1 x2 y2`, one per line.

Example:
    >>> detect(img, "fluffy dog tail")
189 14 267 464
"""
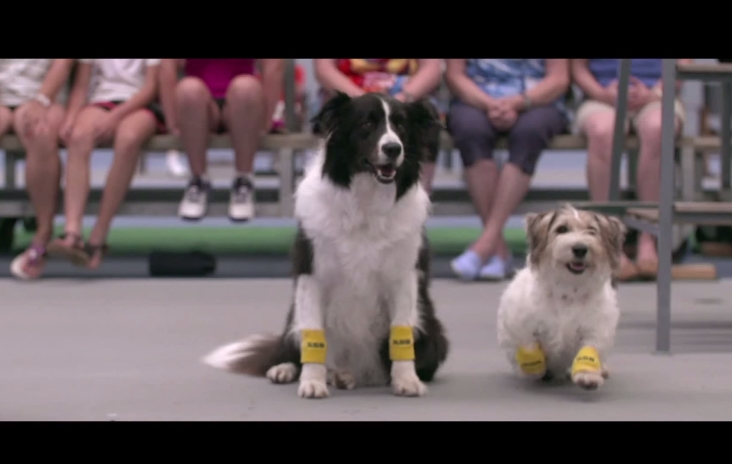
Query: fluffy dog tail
202 334 281 377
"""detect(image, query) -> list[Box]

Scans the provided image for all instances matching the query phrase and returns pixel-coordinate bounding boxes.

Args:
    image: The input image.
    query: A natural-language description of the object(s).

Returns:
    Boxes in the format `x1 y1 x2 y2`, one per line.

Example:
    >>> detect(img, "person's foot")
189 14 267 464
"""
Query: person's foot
166 150 188 178
636 250 659 280
450 250 484 281
179 176 210 220
617 253 640 281
85 243 108 270
229 175 255 222
10 243 47 280
478 255 514 281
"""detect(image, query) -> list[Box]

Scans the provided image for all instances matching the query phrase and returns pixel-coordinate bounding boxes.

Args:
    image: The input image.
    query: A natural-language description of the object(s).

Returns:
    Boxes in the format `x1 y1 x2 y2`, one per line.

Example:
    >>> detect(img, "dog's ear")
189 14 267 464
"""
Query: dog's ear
311 91 351 136
407 98 442 162
525 211 555 268
596 214 627 272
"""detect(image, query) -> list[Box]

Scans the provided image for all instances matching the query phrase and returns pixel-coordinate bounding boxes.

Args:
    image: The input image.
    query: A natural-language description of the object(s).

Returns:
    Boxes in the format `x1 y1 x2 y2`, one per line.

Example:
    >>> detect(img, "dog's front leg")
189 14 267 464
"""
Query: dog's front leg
293 275 329 399
388 269 426 397
571 329 613 391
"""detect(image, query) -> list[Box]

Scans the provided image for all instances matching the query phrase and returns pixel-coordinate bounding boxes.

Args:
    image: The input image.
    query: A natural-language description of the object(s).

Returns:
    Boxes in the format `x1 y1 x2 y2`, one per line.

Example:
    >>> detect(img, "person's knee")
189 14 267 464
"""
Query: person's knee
67 121 97 154
636 110 663 153
226 75 263 104
12 104 53 143
448 105 490 142
176 77 210 106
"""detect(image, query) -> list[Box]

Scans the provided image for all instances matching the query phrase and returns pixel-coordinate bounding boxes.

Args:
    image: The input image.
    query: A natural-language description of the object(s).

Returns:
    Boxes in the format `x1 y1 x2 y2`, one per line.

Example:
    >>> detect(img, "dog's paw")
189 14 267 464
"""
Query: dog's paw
266 362 298 384
392 372 427 397
298 379 330 399
572 371 604 390
328 370 357 390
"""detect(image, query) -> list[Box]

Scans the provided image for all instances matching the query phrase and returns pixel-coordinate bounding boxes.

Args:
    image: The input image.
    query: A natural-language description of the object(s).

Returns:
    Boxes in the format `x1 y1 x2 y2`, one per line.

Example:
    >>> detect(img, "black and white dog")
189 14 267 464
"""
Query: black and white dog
203 92 448 398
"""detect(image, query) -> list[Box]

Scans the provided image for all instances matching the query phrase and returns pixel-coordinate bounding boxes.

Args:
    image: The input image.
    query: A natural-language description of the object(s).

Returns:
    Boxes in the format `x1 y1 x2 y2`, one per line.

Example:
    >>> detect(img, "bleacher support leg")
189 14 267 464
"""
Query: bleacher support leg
721 81 732 198
656 59 677 354
609 59 631 201
278 148 294 216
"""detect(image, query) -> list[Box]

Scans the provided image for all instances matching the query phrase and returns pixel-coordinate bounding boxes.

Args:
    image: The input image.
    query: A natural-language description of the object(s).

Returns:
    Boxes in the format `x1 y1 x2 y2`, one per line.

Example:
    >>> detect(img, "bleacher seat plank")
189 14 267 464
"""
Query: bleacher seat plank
671 263 718 280
677 63 732 76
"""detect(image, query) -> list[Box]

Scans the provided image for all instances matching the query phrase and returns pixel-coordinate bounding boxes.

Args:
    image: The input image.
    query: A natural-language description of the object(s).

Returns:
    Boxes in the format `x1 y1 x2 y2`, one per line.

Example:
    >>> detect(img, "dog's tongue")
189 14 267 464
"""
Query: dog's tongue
569 261 585 270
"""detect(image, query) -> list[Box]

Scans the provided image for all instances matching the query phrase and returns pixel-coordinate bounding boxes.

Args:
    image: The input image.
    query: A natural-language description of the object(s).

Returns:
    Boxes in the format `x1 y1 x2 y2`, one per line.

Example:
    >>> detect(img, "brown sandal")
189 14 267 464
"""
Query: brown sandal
46 232 90 267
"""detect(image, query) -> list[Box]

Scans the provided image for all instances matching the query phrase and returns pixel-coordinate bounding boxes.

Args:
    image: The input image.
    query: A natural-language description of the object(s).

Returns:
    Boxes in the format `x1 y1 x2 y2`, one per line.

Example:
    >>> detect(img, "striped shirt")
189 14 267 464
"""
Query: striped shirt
0 59 53 106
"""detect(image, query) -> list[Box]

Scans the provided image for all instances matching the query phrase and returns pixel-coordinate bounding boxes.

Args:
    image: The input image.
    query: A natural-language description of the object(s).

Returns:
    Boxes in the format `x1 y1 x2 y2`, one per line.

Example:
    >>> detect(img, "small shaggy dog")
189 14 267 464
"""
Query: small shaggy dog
497 204 626 390
203 92 448 399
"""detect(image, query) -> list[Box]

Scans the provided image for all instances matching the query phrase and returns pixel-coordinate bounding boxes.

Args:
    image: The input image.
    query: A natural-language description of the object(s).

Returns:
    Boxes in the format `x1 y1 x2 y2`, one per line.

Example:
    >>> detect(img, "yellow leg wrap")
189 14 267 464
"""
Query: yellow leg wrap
301 329 327 364
389 326 415 361
515 344 546 375
571 346 601 376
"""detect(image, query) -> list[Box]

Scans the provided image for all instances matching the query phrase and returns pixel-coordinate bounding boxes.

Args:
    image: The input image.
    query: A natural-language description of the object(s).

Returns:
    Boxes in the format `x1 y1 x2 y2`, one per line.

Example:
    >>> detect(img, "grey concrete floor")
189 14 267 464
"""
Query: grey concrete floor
2 277 732 421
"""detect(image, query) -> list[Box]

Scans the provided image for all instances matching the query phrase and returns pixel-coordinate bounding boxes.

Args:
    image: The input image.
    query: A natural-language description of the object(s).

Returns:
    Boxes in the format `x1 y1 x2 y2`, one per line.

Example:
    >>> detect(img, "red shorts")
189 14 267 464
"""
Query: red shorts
92 100 167 134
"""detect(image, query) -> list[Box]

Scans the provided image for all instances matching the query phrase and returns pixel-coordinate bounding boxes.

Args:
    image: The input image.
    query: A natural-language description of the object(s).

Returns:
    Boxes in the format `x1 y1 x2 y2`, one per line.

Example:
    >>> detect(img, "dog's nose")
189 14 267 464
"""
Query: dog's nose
572 245 588 258
381 142 402 160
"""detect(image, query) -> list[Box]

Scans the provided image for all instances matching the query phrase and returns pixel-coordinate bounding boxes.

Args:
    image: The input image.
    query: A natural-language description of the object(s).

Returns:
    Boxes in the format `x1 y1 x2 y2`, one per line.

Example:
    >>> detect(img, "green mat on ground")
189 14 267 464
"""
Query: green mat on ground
13 226 530 255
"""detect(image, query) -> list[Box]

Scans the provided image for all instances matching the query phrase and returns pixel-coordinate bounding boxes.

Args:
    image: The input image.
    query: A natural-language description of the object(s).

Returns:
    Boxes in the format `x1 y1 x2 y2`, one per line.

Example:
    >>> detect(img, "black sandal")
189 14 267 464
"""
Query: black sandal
46 232 90 267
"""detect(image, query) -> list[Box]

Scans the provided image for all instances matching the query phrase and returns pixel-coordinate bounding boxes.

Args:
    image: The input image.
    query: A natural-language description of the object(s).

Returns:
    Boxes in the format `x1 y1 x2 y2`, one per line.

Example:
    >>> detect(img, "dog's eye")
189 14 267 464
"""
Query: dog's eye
555 225 569 234
588 228 598 235
362 121 373 130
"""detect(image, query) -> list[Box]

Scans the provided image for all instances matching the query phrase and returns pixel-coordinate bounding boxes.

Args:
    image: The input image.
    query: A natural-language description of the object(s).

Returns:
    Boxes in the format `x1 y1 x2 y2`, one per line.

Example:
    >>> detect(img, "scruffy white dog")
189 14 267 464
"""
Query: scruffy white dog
497 204 626 390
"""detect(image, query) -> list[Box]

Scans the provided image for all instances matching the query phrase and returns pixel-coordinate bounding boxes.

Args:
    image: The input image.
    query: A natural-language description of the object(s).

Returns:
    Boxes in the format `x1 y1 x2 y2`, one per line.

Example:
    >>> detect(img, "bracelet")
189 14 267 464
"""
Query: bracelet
34 94 51 107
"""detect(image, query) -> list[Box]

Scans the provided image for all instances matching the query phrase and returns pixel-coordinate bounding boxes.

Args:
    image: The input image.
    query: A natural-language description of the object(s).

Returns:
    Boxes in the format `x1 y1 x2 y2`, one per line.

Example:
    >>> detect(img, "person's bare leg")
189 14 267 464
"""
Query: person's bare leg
0 106 12 137
633 106 682 268
471 163 532 260
582 108 635 277
13 103 65 247
58 106 111 248
87 110 156 269
223 75 263 221
176 77 220 178
582 110 619 202
463 159 508 257
223 75 263 174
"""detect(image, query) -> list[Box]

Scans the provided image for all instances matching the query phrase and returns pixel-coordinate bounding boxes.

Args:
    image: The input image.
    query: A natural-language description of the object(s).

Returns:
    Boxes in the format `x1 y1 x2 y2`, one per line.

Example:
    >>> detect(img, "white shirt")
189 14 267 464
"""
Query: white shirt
0 59 53 106
80 59 160 103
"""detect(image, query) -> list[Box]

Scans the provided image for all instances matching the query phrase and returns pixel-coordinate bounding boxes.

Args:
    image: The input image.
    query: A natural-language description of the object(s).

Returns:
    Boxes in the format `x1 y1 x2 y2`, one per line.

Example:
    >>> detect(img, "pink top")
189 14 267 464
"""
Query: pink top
184 59 256 99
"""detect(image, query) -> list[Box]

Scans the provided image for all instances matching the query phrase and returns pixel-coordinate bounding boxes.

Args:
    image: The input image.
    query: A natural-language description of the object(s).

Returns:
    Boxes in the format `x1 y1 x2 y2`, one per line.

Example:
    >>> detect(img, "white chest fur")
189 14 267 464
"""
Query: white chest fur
293 153 430 385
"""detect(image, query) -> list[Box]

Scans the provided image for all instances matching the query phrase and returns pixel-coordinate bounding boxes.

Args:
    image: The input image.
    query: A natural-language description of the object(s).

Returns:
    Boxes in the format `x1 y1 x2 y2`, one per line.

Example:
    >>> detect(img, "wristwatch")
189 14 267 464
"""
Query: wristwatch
34 94 51 107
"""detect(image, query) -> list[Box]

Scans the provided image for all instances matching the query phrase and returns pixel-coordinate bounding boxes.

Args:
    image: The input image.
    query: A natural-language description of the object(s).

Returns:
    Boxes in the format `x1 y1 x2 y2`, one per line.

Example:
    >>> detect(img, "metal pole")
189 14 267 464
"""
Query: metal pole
609 59 631 201
656 59 677 354
721 81 731 194
283 59 297 132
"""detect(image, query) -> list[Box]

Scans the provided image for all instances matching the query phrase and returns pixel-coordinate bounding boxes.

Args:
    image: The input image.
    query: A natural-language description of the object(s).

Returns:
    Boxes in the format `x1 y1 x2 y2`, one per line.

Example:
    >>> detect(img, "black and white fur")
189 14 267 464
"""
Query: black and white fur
203 92 448 398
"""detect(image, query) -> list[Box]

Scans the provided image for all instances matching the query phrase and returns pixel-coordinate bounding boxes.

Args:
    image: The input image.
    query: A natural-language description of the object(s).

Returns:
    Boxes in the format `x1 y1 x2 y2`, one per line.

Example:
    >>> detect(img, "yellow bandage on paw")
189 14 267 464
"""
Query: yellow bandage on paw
389 326 415 361
301 329 327 364
572 346 601 376
515 345 546 375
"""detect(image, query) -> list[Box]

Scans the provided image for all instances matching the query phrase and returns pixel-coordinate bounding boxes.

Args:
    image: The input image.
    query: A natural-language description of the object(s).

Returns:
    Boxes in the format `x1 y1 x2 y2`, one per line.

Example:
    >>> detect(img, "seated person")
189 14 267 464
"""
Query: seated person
446 59 570 281
571 58 691 281
314 59 443 192
258 62 307 133
159 59 284 222
2 59 74 279
47 59 164 270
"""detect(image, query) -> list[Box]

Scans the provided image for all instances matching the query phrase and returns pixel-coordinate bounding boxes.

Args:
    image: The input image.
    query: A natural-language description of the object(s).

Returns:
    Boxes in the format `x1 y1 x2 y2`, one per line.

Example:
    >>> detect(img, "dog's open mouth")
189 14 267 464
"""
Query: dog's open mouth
566 261 587 274
374 163 396 183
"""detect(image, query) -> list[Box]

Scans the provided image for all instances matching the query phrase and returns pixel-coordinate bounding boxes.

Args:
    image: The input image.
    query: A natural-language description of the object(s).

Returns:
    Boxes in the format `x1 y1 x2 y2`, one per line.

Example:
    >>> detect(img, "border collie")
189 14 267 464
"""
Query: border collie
497 205 625 390
203 92 448 398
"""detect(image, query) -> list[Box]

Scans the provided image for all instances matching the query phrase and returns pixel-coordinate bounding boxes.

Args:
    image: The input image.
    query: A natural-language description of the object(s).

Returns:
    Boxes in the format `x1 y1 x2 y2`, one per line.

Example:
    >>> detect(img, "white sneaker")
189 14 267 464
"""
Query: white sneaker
179 177 210 220
229 176 255 221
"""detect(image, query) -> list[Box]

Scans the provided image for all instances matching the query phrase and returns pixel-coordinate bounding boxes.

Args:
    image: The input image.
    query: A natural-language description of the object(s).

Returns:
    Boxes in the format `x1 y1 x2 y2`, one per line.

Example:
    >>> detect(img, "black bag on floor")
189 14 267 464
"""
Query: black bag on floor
148 251 217 277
